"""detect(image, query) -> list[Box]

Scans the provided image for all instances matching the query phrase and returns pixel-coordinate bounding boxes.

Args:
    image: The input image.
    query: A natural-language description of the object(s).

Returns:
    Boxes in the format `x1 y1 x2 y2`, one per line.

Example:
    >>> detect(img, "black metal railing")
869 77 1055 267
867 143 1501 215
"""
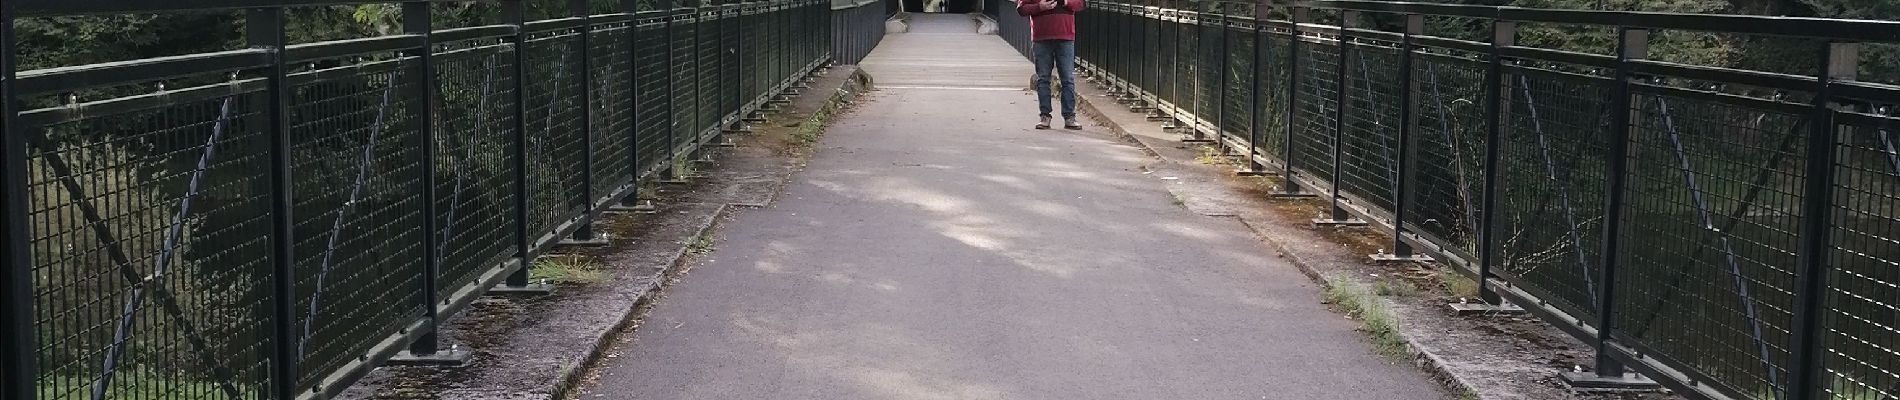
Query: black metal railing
986 0 1035 57
0 1 838 399
1075 1 1900 400
833 0 898 64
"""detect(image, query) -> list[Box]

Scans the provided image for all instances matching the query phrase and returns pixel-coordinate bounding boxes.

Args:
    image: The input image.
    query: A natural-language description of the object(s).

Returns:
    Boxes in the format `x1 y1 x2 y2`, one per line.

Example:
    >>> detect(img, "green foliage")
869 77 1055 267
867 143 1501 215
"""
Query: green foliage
1407 0 1900 84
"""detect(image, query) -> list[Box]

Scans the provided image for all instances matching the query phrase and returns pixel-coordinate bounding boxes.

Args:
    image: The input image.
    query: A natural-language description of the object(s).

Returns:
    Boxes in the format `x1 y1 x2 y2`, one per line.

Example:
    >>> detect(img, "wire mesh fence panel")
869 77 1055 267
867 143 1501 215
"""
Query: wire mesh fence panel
1143 9 1163 97
1222 23 1255 141
431 39 523 296
1292 36 1340 182
720 8 740 118
23 74 275 400
1825 108 1900 400
1195 13 1223 134
285 58 427 392
1188 13 1213 128
1158 11 1179 108
1337 39 1403 218
671 14 698 155
633 16 672 177
695 10 723 142
1409 53 1488 257
1254 32 1293 162
592 21 637 197
742 7 761 104
522 29 589 241
1176 14 1199 118
1614 84 1809 399
1491 65 1612 323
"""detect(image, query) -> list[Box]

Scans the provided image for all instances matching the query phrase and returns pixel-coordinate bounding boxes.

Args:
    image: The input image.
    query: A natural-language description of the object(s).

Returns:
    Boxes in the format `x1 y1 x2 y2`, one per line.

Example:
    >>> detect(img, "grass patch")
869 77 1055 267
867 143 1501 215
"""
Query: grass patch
686 231 716 255
793 101 838 146
673 159 698 179
1325 280 1411 360
1194 145 1226 165
1373 279 1420 298
1440 268 1480 299
530 254 607 285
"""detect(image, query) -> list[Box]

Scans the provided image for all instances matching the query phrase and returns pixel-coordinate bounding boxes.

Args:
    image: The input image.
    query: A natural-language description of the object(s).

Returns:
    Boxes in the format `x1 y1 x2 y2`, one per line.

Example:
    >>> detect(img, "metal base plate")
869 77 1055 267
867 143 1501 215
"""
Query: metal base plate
386 348 472 367
487 283 555 296
714 139 738 148
1234 169 1277 177
1370 253 1435 263
1179 137 1215 143
1559 372 1663 392
1448 302 1527 316
1267 192 1319 199
1312 218 1368 227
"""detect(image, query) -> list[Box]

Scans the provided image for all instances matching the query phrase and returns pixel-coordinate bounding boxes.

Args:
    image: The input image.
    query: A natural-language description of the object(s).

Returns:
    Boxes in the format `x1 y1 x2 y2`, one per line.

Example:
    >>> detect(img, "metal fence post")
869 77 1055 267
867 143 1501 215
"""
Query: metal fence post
1561 26 1648 389
245 6 301 399
1473 19 1515 307
1212 2 1230 153
1375 14 1430 262
623 0 643 209
390 0 471 365
1787 41 1856 400
567 0 606 245
0 3 35 400
1180 1 1212 143
662 0 678 182
1315 11 1363 226
1270 6 1314 198
1239 0 1269 176
503 0 538 289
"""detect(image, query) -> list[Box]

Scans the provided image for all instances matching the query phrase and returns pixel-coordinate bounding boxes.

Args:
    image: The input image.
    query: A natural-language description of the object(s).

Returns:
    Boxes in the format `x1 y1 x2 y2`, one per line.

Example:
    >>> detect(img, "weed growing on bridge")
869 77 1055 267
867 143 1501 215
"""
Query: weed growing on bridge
530 254 606 285
1324 279 1410 361
1439 269 1480 300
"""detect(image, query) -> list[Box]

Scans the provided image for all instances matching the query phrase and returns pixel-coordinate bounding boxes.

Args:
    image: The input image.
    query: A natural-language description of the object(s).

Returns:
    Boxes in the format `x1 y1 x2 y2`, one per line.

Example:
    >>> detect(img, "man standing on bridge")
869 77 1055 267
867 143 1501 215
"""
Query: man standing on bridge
1019 0 1084 130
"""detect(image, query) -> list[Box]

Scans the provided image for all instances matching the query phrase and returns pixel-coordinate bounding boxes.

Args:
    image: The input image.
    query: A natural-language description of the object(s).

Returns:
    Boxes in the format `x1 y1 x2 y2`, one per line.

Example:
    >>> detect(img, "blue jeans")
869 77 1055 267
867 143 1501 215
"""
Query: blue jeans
1032 40 1077 120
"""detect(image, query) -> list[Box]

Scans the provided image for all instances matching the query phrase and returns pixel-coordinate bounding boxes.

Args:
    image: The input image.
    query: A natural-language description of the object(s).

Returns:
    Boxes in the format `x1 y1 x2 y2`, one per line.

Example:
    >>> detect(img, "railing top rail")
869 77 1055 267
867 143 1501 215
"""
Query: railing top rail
14 0 805 17
1101 0 1900 43
1310 0 1900 42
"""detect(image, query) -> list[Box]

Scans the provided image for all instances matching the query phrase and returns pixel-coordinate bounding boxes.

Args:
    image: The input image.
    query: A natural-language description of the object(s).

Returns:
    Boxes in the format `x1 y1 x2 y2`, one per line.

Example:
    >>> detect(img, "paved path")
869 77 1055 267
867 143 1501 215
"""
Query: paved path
579 14 1445 400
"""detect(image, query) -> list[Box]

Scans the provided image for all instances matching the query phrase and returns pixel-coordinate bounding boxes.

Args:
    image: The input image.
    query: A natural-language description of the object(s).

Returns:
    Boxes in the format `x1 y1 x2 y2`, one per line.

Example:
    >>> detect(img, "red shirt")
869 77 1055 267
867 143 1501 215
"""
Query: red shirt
1016 0 1084 42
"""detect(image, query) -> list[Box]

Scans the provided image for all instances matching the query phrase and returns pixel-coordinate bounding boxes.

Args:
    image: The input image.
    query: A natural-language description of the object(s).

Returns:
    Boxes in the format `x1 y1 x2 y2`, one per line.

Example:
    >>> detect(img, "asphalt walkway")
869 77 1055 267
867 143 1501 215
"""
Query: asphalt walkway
578 14 1445 400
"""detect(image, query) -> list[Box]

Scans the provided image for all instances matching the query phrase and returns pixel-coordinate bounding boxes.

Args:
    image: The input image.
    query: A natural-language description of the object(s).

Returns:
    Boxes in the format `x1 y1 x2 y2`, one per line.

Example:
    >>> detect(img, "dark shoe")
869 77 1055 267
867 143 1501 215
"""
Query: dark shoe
1036 116 1052 130
1064 119 1083 130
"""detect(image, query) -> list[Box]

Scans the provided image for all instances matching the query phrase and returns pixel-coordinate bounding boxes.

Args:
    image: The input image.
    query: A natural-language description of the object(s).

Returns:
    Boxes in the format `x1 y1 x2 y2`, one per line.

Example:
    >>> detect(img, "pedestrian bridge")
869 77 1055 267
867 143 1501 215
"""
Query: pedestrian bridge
0 2 1897 400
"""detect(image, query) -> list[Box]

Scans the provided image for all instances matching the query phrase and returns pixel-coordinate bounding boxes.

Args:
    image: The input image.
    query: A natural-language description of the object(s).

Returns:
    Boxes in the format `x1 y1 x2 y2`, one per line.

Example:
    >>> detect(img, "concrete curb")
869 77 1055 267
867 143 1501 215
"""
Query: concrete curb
1074 81 1487 400
545 202 729 400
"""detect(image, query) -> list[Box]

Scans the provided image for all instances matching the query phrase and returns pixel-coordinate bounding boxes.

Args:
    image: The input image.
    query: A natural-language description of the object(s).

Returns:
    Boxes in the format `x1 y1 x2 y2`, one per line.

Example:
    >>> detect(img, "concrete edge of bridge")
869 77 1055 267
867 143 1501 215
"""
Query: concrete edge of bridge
332 66 875 400
1071 79 1633 400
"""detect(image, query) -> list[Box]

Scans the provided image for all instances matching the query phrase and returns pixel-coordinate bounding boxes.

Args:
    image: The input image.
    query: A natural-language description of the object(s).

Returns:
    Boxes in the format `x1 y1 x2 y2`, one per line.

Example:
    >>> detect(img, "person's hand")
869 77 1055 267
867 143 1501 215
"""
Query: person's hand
1038 0 1056 10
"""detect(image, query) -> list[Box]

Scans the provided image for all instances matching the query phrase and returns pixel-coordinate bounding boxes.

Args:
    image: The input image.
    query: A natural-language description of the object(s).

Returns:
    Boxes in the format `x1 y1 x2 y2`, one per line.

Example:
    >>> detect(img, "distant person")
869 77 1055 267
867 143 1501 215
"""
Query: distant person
1018 0 1083 130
